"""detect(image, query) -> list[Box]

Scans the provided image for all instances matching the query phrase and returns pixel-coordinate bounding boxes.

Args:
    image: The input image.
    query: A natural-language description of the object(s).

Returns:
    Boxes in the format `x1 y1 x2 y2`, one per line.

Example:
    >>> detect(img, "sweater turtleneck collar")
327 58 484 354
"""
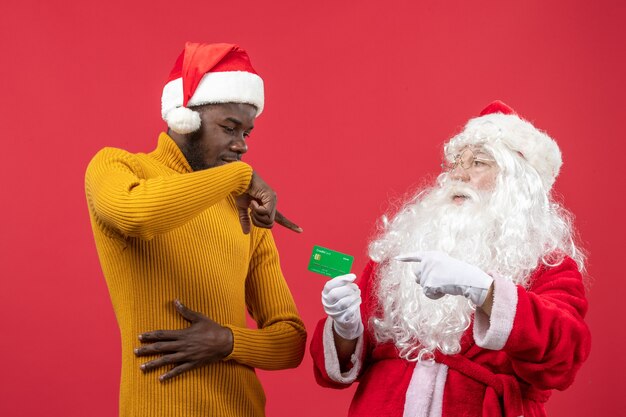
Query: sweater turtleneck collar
151 132 193 174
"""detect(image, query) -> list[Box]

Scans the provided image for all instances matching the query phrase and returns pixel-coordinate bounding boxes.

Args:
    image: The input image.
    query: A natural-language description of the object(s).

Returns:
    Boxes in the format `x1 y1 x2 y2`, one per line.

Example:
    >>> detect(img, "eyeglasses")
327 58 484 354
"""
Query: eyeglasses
441 147 496 173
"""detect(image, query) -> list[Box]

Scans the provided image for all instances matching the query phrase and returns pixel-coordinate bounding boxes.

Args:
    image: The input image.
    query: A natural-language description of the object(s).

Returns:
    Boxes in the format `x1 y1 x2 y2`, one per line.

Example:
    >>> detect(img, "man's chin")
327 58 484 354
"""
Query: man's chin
203 160 233 169
218 159 240 166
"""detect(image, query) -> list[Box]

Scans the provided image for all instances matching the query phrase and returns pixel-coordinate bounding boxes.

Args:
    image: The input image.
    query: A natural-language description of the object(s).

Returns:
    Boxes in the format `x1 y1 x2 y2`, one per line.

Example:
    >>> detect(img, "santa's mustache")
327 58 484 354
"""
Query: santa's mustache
439 181 482 203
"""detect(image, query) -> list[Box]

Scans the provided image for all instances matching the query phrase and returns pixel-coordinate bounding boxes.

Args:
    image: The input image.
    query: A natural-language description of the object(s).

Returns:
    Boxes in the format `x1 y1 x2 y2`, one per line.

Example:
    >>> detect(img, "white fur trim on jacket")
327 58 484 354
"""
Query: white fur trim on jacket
403 362 448 417
473 275 518 350
161 71 265 129
322 316 364 384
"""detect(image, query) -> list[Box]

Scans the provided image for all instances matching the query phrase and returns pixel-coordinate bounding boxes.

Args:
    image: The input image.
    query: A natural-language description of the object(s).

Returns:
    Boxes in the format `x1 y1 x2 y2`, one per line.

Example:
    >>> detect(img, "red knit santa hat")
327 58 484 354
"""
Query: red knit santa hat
161 42 264 134
447 100 562 190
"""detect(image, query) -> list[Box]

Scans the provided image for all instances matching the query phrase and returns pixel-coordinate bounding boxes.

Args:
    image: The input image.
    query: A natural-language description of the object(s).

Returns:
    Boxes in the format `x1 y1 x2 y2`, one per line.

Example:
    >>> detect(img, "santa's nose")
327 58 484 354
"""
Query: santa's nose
449 165 470 182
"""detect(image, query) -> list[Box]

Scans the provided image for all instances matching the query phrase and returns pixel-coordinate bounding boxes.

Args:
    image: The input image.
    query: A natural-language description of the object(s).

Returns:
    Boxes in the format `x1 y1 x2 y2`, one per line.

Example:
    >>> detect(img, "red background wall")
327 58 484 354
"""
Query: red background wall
1 1 624 416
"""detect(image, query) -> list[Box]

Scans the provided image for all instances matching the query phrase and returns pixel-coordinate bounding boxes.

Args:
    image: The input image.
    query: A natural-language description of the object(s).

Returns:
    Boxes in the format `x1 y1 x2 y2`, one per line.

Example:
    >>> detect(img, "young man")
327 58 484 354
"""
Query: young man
86 42 306 417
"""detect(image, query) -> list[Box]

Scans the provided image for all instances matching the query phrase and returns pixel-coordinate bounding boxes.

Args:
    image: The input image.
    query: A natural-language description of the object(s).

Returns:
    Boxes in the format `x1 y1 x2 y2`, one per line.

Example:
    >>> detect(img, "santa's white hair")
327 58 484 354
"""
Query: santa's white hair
368 130 585 362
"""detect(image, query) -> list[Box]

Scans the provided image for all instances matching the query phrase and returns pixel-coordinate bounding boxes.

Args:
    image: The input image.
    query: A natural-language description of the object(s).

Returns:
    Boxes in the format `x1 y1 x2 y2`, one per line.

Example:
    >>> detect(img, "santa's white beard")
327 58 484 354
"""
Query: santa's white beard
368 176 560 360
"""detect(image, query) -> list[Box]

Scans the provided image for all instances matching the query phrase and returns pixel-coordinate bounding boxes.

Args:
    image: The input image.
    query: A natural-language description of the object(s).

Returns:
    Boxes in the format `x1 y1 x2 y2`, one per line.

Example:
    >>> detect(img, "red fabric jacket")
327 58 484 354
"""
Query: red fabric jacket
310 258 590 417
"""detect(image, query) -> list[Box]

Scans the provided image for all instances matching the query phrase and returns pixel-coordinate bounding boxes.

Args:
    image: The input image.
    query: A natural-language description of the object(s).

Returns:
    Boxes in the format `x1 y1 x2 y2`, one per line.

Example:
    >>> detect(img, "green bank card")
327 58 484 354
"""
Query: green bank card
307 245 354 278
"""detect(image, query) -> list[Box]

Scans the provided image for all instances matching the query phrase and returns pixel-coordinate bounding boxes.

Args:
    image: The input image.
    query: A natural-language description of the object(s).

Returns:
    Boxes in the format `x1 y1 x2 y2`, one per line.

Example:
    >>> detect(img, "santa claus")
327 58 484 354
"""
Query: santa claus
310 101 590 417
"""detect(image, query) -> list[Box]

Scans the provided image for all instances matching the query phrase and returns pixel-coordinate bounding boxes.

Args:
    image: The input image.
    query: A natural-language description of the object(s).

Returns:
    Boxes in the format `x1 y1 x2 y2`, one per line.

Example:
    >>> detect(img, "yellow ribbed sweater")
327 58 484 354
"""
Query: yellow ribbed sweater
85 133 306 417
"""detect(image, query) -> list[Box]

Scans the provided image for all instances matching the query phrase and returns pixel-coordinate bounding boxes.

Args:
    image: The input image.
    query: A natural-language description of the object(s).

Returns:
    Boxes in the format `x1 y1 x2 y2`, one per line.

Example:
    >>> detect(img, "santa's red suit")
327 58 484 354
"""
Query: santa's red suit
310 257 590 417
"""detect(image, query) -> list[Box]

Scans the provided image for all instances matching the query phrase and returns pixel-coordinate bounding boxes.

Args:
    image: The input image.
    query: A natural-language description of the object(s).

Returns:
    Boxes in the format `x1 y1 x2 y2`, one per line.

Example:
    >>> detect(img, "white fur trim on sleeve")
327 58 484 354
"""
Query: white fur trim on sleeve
473 275 518 350
322 316 364 384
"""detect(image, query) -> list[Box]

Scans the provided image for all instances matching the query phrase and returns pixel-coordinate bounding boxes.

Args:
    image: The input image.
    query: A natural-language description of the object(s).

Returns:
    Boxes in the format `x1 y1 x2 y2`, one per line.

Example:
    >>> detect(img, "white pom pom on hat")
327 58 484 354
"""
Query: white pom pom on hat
161 42 264 134
447 100 563 190
164 106 202 134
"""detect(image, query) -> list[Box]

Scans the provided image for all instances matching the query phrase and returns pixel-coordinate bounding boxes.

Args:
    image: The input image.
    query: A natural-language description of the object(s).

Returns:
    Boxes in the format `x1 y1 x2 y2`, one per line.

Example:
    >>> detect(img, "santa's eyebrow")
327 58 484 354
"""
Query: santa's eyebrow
471 148 492 157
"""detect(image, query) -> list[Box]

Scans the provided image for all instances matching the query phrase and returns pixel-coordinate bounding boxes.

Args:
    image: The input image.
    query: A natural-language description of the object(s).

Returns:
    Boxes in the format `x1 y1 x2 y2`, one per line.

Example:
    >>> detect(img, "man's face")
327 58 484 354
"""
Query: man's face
444 146 499 204
181 103 256 171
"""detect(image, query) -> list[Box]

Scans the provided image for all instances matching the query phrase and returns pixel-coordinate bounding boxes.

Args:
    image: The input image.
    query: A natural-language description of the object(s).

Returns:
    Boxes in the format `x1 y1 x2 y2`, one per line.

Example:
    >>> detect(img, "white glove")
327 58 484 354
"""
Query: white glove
321 273 364 340
396 251 493 306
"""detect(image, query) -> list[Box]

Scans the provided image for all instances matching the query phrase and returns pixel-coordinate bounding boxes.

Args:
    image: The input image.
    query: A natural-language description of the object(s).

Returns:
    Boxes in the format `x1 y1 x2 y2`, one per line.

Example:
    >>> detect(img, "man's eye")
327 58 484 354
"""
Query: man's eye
221 126 235 134
243 132 251 138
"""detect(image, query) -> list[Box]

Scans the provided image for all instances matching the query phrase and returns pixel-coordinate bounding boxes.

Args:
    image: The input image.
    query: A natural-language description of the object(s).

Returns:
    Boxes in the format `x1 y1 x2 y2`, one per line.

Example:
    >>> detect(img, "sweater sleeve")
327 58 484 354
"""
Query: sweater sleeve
476 257 591 390
85 147 253 240
224 229 307 370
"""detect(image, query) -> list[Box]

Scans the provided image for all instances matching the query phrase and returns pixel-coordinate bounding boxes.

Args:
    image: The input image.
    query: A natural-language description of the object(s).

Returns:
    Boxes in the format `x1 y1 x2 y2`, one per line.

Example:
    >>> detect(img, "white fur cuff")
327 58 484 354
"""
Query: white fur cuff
473 275 518 350
322 316 364 384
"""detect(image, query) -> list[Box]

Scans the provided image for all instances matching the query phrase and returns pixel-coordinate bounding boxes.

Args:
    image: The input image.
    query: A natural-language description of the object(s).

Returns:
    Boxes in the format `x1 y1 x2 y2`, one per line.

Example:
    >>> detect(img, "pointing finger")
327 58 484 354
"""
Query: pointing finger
395 254 423 263
275 211 303 233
